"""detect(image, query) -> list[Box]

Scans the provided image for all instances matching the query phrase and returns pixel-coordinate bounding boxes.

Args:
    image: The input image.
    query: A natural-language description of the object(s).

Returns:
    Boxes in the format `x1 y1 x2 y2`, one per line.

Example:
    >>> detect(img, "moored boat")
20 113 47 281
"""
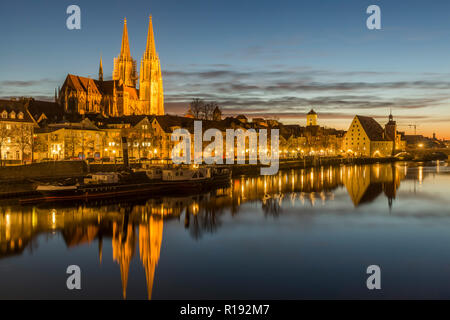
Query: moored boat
21 166 230 204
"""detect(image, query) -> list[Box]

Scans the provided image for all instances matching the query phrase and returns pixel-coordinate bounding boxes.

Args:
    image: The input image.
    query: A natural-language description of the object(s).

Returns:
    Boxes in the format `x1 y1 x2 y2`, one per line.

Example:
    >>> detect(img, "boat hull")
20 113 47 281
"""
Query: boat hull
21 178 229 204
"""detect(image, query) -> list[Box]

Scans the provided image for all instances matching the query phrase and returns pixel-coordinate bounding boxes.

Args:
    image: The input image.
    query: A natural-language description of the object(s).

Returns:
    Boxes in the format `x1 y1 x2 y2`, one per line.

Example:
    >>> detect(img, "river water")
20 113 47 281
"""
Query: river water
1 162 450 299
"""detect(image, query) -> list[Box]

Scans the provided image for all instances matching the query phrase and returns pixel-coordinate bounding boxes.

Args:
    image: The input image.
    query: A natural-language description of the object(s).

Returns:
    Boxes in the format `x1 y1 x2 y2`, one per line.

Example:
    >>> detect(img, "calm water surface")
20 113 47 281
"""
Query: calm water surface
1 162 450 299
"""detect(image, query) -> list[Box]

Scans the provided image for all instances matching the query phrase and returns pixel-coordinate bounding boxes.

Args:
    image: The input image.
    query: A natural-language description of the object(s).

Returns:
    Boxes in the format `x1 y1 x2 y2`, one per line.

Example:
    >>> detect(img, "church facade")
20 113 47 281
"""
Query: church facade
57 16 164 117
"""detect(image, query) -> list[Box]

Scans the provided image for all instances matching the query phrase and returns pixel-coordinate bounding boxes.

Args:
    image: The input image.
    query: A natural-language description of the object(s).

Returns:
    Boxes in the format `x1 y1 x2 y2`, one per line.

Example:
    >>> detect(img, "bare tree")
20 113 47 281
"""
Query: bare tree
16 124 33 164
34 133 48 160
65 129 78 158
203 101 218 120
0 124 10 166
189 98 204 119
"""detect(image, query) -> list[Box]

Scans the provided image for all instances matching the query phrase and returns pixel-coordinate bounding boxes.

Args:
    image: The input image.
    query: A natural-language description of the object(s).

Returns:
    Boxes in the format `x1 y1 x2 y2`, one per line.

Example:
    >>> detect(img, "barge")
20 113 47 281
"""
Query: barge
20 166 231 204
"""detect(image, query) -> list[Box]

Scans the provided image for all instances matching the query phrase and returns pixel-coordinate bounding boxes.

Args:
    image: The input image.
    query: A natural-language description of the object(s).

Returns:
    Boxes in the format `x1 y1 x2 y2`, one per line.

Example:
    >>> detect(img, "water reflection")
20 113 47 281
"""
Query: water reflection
0 162 445 299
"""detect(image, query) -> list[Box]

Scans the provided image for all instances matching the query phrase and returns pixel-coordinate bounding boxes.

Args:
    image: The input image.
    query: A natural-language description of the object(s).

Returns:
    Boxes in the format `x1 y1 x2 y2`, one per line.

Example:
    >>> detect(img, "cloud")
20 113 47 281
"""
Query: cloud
160 63 450 122
0 78 56 87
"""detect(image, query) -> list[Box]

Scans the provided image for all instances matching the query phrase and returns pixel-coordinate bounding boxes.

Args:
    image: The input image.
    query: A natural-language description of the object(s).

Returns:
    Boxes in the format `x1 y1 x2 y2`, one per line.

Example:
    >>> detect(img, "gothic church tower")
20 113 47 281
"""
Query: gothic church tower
139 16 164 115
113 18 138 88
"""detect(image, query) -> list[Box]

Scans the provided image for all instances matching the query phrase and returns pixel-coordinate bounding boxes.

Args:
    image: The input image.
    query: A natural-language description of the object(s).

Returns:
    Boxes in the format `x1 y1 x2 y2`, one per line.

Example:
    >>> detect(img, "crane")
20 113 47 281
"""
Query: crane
397 123 420 135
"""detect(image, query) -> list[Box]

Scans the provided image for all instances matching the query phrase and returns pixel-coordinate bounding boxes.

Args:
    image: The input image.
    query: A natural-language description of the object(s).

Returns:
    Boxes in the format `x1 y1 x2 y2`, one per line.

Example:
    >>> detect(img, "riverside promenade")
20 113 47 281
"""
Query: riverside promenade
0 157 399 199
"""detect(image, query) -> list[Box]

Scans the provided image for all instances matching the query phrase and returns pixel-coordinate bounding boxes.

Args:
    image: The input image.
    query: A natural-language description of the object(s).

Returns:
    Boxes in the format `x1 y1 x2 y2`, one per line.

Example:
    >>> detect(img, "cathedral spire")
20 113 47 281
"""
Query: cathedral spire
99 56 103 81
139 14 164 115
113 17 137 88
144 15 156 59
120 18 131 59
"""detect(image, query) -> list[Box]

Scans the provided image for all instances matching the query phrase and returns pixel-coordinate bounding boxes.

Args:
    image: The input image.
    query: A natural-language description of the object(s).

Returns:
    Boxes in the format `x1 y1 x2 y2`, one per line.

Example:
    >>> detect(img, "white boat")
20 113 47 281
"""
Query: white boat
36 184 79 196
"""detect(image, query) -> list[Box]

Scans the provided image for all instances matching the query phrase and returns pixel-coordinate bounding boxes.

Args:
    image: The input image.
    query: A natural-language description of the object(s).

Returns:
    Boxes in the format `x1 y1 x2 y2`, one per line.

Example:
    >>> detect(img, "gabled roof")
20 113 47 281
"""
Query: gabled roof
64 74 102 95
26 99 64 123
0 99 36 123
356 115 386 141
95 80 116 95
154 115 195 134
102 115 150 128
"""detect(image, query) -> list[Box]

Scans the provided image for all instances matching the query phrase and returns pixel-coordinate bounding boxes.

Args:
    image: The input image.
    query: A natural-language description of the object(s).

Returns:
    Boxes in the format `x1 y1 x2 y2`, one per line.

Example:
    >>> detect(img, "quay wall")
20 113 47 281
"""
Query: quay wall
0 161 88 182
0 157 398 182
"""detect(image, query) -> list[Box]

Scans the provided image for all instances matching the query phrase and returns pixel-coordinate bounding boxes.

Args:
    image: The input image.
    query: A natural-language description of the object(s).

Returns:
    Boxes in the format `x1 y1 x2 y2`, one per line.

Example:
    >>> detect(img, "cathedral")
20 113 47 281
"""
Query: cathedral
57 16 164 116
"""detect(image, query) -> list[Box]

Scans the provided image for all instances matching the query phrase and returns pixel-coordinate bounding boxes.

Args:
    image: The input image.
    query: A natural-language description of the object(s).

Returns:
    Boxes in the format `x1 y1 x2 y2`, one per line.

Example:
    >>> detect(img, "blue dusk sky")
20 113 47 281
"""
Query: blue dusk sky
1 0 450 137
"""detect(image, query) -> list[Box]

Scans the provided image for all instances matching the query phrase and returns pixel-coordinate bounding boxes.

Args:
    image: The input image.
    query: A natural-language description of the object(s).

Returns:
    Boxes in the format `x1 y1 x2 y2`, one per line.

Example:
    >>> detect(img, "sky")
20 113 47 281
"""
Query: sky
1 0 450 138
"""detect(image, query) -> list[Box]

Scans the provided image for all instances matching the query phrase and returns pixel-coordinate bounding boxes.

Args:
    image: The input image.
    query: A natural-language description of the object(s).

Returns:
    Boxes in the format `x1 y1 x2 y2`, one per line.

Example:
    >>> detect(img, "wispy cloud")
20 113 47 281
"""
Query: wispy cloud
0 78 57 87
163 64 450 118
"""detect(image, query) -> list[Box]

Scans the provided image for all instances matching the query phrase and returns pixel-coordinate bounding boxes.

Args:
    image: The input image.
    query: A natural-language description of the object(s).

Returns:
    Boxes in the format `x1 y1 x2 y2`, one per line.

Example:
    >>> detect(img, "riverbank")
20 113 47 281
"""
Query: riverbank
0 157 444 199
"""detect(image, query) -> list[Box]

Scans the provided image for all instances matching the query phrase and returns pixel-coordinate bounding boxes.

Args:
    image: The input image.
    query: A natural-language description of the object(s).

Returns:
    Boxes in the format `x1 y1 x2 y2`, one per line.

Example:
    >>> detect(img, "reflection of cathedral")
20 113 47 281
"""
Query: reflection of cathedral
139 216 163 299
112 219 136 299
58 17 164 116
111 210 164 299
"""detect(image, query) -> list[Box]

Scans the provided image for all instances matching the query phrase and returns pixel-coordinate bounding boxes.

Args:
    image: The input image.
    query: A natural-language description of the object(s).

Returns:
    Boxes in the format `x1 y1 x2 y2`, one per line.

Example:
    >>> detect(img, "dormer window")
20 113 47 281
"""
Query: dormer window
18 112 24 119
10 111 16 119
1 111 7 119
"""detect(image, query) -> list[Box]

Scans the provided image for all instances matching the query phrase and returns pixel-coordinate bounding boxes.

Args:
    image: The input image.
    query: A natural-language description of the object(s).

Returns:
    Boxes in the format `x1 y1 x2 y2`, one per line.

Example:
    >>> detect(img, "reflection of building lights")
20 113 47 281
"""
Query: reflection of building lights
32 210 37 228
418 166 423 184
51 209 57 228
418 143 424 148
191 203 199 215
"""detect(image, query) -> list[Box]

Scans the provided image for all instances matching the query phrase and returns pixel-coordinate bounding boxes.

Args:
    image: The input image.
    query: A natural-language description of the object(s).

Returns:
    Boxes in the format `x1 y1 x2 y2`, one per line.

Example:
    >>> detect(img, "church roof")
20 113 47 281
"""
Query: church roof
65 74 102 96
95 80 115 95
356 115 386 141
